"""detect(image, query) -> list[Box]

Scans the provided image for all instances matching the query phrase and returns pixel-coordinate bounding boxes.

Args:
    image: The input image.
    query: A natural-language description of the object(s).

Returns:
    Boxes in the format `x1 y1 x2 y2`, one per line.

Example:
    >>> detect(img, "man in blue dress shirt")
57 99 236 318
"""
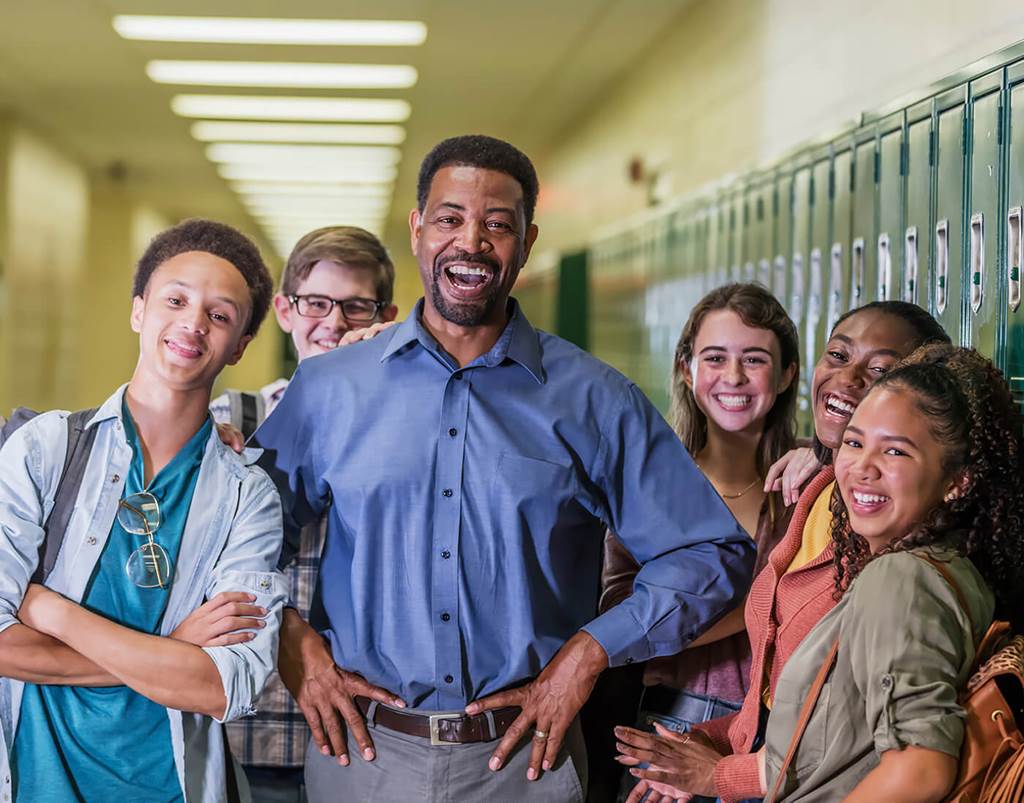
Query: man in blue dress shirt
256 135 754 802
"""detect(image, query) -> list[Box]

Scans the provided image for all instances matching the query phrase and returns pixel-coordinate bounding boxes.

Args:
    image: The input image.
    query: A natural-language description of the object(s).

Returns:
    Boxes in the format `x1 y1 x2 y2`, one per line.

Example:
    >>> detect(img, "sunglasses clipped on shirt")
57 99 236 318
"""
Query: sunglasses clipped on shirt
117 492 172 589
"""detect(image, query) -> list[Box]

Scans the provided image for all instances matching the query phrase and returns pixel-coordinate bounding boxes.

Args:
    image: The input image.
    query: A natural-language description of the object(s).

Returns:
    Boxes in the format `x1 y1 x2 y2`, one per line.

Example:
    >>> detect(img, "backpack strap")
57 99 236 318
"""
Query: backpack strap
767 638 840 802
227 390 264 441
914 553 975 632
31 408 99 583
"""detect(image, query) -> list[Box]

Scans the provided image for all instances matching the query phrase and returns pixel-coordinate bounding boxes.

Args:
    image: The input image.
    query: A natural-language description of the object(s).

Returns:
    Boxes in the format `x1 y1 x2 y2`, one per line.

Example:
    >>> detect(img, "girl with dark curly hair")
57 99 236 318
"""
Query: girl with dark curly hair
752 345 1024 801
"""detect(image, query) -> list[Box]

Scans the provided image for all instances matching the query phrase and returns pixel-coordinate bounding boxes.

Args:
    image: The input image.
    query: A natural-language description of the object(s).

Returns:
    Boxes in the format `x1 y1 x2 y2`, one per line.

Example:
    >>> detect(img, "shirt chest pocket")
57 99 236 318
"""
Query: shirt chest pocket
773 674 832 779
490 452 578 512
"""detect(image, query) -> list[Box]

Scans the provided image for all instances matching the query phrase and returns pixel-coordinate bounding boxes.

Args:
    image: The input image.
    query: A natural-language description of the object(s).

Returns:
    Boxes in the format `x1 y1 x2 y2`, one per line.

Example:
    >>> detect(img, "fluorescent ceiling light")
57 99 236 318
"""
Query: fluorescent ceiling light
192 122 405 145
251 213 390 226
113 16 427 46
172 95 410 122
231 181 395 197
217 163 398 183
149 61 417 89
247 208 392 222
245 197 389 213
207 143 401 166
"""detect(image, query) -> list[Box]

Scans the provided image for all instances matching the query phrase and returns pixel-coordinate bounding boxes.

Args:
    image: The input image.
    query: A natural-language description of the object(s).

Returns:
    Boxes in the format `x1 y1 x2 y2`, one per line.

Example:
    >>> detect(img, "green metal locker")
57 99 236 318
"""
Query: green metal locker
728 187 745 283
850 128 878 307
965 69 1005 362
876 112 905 303
741 187 756 283
752 177 773 288
829 145 854 332
790 163 812 334
904 100 933 306
807 149 832 377
1003 60 1024 403
933 86 968 343
790 159 813 434
773 169 794 307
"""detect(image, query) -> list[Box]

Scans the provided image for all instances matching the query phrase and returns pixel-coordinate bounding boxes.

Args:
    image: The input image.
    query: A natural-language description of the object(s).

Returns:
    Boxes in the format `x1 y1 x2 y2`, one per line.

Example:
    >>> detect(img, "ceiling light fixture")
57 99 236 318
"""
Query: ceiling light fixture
172 95 411 122
230 182 395 197
149 61 417 89
113 16 427 46
217 163 398 183
207 143 401 166
192 122 406 145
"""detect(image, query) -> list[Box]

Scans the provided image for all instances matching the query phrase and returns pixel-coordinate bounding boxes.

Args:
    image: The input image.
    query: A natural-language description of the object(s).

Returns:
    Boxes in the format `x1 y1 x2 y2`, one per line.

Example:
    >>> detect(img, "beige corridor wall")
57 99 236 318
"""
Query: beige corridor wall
535 0 1024 254
0 120 89 413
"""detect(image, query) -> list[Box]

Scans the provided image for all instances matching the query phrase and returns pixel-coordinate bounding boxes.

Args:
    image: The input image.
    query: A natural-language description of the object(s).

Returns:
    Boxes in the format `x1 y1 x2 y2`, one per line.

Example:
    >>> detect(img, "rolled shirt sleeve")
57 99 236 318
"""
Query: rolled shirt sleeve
582 383 755 666
200 469 289 723
844 552 992 758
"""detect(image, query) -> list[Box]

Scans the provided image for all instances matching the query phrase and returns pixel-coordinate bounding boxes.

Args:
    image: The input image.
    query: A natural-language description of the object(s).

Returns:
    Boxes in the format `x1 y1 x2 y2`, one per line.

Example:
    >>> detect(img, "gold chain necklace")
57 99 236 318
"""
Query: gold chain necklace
697 463 761 499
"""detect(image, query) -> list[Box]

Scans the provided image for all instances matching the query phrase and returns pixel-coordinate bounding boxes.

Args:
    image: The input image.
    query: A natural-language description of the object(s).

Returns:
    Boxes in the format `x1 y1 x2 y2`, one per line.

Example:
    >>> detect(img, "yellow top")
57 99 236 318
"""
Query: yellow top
786 481 836 573
764 480 837 709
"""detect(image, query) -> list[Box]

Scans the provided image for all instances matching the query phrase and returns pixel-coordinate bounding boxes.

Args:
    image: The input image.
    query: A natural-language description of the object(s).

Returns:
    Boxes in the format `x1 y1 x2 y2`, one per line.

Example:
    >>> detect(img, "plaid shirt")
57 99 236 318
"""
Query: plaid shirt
215 379 322 768
224 517 325 767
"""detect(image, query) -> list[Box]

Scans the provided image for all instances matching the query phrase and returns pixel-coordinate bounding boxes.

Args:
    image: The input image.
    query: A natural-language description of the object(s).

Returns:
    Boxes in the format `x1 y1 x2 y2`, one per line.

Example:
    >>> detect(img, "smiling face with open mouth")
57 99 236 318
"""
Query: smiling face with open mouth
811 308 923 450
835 386 955 550
411 165 537 330
684 309 794 438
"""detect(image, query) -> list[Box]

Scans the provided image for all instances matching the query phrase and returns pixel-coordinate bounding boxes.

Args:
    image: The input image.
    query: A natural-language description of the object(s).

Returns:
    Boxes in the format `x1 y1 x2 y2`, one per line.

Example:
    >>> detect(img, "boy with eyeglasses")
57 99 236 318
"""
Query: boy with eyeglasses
210 226 398 436
0 219 288 803
211 225 397 803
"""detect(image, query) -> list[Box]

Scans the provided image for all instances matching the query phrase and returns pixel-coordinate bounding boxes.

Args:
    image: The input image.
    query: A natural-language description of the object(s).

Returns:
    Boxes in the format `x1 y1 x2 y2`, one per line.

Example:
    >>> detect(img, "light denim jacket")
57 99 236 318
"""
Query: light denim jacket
0 385 288 803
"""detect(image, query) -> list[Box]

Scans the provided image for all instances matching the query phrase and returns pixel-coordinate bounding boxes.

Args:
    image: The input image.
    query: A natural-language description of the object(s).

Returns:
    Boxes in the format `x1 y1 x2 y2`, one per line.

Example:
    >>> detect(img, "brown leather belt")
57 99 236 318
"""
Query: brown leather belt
355 696 521 745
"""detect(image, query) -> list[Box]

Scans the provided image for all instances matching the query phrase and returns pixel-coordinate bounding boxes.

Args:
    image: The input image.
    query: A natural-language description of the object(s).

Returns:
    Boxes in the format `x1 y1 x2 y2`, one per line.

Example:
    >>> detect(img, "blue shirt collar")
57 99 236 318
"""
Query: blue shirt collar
381 298 545 384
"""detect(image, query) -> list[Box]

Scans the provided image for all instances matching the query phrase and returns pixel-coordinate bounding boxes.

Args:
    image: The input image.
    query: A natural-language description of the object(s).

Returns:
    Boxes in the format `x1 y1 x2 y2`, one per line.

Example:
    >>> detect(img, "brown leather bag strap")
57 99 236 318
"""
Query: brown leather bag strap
913 553 976 643
766 638 839 803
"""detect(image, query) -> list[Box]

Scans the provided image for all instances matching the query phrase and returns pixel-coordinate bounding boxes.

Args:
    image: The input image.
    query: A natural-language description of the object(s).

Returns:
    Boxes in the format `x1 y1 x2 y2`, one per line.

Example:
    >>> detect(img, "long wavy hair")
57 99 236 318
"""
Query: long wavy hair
670 283 799 479
830 345 1024 624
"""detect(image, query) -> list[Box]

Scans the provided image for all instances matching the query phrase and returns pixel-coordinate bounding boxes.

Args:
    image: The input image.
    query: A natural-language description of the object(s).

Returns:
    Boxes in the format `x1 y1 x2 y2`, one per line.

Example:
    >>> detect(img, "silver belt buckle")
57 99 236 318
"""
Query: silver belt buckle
428 713 461 746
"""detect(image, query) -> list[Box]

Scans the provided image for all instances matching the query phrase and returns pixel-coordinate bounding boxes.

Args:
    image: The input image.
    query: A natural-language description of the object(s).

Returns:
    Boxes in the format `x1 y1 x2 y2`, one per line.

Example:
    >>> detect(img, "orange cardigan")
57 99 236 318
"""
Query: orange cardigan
694 468 840 802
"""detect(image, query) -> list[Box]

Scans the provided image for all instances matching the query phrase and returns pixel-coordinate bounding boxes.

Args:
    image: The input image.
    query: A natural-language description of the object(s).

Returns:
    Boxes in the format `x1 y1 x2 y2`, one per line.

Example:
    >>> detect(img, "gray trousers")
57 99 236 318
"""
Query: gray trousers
304 714 587 803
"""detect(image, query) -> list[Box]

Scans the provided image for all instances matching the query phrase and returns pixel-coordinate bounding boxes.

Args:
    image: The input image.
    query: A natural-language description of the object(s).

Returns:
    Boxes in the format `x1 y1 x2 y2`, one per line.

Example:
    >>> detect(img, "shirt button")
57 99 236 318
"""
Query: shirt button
444 674 454 684
448 428 458 437
881 673 894 691
441 612 451 622
441 550 451 559
111 474 120 484
87 536 97 546
442 488 453 498
259 578 271 590
453 373 463 381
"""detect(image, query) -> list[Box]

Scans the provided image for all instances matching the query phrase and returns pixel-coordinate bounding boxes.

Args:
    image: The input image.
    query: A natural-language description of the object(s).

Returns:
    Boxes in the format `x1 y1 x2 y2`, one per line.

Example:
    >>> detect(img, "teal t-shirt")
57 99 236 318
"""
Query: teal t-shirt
12 403 212 803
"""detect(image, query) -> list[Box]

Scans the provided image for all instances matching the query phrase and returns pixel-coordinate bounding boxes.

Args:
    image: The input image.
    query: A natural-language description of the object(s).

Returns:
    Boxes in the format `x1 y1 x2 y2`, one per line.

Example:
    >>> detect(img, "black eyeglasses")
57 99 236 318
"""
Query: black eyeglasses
288 294 387 322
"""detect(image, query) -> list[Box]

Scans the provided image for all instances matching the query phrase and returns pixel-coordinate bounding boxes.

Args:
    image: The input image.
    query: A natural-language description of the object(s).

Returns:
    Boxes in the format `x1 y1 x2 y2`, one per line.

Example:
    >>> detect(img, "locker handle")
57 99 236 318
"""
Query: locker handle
828 242 843 333
790 252 805 324
851 237 865 309
1008 207 1022 313
935 220 948 315
877 233 892 302
904 227 918 304
970 212 984 314
773 255 787 300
